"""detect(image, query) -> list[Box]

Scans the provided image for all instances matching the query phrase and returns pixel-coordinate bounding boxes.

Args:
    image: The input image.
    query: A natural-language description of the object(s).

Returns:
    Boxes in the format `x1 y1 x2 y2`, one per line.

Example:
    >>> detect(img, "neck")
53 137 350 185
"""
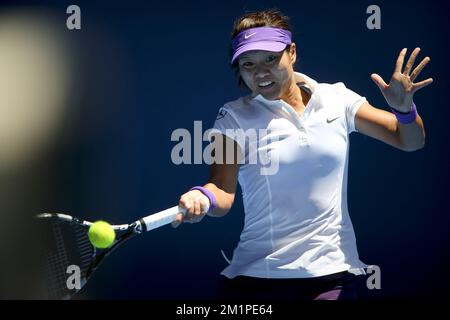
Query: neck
280 78 305 113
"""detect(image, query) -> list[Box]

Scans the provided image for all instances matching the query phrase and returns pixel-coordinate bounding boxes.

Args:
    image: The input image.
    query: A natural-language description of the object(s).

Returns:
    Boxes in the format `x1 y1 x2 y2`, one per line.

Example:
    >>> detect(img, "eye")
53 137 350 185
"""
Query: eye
266 55 277 63
241 61 254 68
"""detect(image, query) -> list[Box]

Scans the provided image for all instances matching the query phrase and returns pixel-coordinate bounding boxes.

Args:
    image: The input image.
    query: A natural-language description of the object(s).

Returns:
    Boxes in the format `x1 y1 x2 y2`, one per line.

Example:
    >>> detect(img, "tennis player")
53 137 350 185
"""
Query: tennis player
172 9 432 300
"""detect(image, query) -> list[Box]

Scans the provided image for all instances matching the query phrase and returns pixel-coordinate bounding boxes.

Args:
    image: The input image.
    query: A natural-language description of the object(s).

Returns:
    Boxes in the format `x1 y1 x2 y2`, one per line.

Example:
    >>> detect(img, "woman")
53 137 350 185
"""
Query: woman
172 9 432 300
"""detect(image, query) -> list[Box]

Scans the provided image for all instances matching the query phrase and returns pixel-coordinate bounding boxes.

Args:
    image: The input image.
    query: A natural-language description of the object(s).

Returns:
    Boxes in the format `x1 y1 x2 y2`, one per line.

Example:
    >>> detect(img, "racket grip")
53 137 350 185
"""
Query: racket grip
141 206 185 232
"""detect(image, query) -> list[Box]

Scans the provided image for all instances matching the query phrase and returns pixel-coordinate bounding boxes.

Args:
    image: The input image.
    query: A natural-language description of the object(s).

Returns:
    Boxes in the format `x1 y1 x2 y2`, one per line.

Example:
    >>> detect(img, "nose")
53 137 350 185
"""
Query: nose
254 65 270 80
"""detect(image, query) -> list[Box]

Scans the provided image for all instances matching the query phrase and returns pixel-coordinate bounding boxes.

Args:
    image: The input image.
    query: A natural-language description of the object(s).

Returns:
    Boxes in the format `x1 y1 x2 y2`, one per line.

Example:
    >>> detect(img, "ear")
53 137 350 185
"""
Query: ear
289 43 297 64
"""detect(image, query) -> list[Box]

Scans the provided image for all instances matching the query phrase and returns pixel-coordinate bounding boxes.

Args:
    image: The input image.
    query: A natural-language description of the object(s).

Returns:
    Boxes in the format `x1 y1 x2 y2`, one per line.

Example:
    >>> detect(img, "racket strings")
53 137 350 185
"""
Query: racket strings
44 218 94 299
73 225 95 270
45 220 71 299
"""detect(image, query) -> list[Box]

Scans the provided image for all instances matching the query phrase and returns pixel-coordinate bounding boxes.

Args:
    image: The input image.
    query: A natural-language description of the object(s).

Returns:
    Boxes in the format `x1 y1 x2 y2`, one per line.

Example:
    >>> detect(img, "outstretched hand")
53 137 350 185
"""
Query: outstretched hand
371 47 433 112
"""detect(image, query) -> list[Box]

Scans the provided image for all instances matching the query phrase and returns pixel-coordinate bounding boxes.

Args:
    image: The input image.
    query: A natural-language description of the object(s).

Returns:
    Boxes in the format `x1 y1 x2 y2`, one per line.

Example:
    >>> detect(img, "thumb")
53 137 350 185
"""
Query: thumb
371 73 388 91
171 213 184 228
171 220 181 228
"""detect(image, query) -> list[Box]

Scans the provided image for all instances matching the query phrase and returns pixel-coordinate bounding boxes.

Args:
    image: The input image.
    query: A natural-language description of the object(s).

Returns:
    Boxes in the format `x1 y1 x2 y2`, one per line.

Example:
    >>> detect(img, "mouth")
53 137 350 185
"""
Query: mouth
257 81 275 90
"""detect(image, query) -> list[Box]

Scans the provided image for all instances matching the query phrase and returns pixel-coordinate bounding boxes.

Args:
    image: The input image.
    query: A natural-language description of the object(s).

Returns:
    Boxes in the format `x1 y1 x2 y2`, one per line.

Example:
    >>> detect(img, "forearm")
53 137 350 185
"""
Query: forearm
203 183 235 217
396 114 426 152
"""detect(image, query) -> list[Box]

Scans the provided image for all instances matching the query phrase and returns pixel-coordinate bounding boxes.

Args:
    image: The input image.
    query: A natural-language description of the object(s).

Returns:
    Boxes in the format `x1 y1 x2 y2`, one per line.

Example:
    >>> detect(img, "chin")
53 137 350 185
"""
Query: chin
260 91 279 100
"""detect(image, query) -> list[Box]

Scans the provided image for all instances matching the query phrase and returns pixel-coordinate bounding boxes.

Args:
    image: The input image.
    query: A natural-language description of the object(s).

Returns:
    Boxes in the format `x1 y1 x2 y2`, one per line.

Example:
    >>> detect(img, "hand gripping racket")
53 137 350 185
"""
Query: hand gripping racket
36 205 186 299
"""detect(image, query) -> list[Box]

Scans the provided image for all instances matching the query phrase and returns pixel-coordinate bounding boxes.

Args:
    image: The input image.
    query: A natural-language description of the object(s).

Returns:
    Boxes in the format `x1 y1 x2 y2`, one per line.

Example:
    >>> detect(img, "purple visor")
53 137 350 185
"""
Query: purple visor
231 27 292 64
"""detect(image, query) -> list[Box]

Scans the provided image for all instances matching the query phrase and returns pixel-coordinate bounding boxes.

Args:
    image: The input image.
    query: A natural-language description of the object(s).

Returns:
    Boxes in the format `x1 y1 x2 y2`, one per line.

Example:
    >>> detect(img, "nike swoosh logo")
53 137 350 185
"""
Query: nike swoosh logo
327 116 340 123
244 32 257 39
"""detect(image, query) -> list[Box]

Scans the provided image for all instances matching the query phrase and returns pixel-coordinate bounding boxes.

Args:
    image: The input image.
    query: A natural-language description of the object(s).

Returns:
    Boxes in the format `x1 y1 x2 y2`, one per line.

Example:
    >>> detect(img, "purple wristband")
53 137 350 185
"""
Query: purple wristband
391 103 418 124
190 186 217 212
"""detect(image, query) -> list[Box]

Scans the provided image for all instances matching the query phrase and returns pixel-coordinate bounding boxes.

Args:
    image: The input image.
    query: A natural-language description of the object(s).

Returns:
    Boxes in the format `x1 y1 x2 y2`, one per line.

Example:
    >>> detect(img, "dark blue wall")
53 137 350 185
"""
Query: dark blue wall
3 0 449 299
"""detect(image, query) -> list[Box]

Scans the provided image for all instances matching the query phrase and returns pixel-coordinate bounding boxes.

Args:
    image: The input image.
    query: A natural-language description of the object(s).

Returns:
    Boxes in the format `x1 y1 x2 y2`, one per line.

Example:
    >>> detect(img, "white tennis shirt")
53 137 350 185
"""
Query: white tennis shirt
212 72 368 279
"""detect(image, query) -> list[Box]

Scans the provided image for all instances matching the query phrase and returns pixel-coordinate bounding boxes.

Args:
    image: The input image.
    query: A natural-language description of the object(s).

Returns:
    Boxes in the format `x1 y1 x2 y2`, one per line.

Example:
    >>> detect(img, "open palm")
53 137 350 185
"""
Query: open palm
371 48 433 112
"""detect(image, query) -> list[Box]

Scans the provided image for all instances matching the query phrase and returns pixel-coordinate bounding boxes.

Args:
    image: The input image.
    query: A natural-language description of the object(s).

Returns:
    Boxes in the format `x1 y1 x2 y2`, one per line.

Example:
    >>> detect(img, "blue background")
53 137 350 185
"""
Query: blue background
2 0 449 299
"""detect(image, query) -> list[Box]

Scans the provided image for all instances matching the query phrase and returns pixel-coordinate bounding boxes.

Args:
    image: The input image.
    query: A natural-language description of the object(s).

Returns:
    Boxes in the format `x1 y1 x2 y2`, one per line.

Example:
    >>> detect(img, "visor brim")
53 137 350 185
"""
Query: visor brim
231 41 288 64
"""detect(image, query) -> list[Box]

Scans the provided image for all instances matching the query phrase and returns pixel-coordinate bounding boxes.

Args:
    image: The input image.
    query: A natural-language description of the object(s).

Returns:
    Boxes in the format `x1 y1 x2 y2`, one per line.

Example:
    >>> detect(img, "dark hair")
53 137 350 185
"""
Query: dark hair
230 9 293 90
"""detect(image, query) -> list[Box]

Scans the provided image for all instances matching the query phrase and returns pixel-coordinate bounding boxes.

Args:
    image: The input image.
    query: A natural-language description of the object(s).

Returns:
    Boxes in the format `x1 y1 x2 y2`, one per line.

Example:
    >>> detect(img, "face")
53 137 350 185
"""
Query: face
237 43 297 100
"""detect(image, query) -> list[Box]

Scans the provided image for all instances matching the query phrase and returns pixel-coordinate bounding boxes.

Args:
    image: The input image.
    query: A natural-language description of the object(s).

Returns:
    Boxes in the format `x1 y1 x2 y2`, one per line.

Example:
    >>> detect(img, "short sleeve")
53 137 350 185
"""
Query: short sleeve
208 105 245 155
334 83 367 134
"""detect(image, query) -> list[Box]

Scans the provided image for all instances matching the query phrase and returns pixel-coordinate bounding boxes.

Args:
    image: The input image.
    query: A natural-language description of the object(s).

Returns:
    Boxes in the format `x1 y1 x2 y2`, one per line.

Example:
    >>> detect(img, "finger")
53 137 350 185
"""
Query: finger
191 209 202 222
171 221 181 228
171 213 184 228
193 199 201 216
196 195 209 214
395 48 407 73
179 196 190 211
371 73 388 91
404 47 420 75
201 200 210 214
192 214 205 224
412 78 433 92
181 199 193 220
188 200 196 219
410 56 431 82
176 212 185 222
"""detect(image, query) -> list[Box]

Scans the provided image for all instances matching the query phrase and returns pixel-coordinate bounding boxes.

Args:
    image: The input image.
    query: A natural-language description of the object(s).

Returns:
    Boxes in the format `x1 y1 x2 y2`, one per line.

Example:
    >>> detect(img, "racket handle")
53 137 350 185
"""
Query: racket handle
140 205 185 232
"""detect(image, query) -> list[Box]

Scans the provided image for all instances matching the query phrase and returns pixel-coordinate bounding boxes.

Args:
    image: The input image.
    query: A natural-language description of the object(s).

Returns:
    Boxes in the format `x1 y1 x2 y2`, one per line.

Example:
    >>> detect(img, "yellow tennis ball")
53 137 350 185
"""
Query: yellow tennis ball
88 221 116 249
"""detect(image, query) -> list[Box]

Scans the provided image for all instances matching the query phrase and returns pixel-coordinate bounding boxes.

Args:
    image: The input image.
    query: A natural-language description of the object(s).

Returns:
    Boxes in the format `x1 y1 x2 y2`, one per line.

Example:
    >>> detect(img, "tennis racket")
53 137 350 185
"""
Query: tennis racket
36 205 186 299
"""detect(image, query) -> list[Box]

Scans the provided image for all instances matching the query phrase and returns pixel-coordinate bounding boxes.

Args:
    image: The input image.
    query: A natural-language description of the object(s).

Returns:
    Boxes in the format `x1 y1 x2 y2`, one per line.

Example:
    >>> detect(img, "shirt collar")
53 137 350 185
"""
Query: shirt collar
294 72 317 93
